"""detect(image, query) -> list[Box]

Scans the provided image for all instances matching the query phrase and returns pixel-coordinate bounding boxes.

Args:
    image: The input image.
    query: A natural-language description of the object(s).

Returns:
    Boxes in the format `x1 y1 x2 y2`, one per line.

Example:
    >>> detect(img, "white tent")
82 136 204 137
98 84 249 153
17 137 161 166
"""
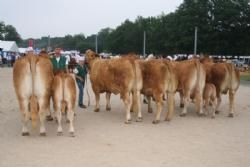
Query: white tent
0 40 19 52
18 48 26 54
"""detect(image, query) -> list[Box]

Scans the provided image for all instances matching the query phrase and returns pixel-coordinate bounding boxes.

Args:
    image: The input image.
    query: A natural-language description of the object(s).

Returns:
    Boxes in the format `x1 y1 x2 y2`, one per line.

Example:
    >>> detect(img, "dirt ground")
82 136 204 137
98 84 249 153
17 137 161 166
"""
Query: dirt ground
1 67 250 167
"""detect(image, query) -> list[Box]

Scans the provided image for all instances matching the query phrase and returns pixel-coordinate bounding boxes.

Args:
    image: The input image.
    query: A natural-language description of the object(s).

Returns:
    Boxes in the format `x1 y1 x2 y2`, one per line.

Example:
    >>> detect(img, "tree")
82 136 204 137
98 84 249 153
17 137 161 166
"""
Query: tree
3 24 22 43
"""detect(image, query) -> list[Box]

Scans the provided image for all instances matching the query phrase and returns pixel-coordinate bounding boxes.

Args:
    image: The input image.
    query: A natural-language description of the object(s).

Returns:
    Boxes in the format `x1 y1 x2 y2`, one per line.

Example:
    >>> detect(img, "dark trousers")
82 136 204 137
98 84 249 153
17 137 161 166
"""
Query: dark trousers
76 79 84 105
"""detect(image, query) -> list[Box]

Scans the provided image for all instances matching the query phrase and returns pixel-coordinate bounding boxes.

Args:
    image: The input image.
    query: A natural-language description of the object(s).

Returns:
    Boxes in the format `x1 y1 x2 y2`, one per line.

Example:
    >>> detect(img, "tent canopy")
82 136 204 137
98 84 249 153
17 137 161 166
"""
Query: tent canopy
0 40 19 52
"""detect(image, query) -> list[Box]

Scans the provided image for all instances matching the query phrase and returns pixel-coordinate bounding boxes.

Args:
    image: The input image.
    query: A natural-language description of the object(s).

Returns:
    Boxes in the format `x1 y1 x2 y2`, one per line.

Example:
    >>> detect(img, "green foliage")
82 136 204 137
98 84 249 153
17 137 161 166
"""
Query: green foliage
0 21 22 43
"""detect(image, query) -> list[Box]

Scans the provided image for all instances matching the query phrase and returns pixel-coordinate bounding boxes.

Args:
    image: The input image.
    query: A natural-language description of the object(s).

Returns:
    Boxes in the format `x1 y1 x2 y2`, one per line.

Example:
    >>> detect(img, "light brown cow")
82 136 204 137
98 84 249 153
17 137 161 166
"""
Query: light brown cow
200 57 240 117
13 53 53 136
169 59 206 116
85 50 142 124
52 72 76 136
135 59 177 123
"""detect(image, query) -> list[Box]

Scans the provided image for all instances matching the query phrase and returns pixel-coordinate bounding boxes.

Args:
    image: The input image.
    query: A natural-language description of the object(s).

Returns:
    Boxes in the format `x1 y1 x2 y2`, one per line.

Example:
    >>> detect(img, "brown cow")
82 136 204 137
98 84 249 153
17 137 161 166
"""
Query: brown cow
52 73 76 136
135 59 177 123
13 53 53 136
200 57 240 117
169 59 206 116
85 50 142 124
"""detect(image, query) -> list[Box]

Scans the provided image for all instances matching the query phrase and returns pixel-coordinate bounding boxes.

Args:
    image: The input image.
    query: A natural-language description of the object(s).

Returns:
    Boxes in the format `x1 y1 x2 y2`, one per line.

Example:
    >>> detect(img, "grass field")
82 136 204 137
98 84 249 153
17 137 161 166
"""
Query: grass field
240 71 250 81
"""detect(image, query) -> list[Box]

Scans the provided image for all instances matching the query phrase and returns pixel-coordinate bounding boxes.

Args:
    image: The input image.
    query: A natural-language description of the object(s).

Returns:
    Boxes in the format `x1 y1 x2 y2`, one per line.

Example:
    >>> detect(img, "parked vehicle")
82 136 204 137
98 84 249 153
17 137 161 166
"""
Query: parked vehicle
231 59 245 67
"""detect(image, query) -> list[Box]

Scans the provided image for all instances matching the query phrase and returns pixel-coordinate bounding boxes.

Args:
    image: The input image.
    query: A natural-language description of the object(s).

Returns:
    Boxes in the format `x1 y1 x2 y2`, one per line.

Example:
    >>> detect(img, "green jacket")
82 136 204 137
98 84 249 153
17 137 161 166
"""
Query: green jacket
50 56 67 71
76 64 88 81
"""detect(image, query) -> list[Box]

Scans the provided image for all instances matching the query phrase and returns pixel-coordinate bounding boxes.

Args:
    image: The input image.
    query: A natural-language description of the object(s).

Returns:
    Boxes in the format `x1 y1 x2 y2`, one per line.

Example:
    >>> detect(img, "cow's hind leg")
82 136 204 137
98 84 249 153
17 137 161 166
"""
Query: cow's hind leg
38 98 48 136
46 98 53 121
228 90 235 117
135 91 142 122
106 93 111 111
94 92 100 112
67 103 75 137
152 93 163 124
195 91 204 116
165 92 175 121
19 99 30 136
54 102 63 135
179 91 184 108
147 96 153 113
122 92 132 124
215 94 222 114
180 91 190 117
211 98 217 119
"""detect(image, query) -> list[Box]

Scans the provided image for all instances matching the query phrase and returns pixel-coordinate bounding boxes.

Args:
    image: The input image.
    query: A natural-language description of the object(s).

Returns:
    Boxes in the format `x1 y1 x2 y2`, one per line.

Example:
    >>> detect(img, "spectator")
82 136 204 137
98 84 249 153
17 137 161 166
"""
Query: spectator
74 56 88 108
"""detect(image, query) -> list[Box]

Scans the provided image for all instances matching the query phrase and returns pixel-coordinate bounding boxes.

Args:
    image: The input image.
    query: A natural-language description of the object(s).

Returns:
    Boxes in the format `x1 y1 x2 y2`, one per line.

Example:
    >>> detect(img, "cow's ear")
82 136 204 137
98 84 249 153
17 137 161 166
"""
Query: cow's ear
95 53 100 58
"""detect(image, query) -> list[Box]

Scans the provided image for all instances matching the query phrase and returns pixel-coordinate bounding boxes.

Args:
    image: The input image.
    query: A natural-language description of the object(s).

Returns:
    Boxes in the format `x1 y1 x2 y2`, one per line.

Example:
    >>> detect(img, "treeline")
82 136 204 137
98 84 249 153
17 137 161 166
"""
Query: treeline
18 0 250 55
0 21 22 43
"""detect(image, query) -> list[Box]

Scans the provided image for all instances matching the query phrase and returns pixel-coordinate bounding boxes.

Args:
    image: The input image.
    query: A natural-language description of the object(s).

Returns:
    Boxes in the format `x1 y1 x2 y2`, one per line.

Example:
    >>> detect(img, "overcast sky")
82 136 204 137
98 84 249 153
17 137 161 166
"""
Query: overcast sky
0 0 183 39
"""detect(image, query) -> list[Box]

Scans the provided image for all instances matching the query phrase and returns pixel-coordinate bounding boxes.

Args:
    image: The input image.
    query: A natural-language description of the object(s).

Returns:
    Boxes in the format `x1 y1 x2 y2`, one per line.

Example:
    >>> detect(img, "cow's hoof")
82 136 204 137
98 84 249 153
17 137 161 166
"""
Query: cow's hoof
180 104 184 108
69 132 75 137
46 115 53 121
22 132 30 136
136 117 143 122
106 107 111 111
211 115 215 119
40 132 46 136
180 113 186 117
228 113 234 118
215 110 220 114
165 117 171 122
148 108 153 113
125 119 132 124
94 108 100 112
57 131 63 136
152 120 160 124
66 119 70 123
198 112 205 117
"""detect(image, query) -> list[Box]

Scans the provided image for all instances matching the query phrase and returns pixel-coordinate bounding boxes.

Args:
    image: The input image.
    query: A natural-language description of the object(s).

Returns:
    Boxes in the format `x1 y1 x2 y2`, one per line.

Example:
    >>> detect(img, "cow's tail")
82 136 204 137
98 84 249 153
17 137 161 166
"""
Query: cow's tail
61 74 67 113
128 57 139 113
194 59 204 114
29 55 39 128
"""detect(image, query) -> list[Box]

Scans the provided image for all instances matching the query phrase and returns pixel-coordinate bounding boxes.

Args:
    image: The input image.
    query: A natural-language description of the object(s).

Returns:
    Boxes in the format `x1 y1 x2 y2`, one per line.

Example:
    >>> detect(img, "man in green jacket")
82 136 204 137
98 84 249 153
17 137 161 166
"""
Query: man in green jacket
50 48 68 74
74 56 88 108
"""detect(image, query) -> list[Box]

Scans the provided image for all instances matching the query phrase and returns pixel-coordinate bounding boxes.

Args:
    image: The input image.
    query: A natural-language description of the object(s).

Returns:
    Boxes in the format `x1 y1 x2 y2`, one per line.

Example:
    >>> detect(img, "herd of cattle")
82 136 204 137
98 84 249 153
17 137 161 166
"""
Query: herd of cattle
12 49 240 137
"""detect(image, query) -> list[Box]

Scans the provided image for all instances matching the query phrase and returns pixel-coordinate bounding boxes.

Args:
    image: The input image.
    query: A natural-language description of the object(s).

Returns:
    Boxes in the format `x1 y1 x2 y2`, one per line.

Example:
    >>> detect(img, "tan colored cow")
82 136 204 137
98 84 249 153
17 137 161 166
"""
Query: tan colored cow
52 72 76 136
169 59 206 116
200 57 240 117
85 50 142 124
13 53 53 136
135 59 177 123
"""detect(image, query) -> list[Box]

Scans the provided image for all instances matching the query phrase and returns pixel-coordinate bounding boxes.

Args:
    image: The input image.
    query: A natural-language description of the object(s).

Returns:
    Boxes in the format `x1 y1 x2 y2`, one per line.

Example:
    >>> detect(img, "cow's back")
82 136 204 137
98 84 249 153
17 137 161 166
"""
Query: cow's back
172 59 205 92
90 58 135 94
13 55 53 99
140 59 175 95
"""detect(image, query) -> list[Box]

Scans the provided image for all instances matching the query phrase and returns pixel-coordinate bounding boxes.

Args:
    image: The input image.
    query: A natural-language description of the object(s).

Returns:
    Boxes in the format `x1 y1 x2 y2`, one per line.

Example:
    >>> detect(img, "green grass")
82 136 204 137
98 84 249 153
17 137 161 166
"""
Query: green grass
240 75 250 81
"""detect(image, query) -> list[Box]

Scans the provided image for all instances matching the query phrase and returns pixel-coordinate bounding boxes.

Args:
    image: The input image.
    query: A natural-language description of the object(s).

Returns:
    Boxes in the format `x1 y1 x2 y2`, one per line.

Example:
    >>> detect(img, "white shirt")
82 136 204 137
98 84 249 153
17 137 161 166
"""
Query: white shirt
56 56 69 65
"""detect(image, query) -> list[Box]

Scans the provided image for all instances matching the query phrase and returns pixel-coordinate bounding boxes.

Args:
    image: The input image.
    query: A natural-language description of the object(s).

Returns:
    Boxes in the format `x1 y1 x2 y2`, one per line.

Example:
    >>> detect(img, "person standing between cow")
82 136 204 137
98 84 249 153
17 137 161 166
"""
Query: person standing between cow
74 56 88 108
50 48 68 74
